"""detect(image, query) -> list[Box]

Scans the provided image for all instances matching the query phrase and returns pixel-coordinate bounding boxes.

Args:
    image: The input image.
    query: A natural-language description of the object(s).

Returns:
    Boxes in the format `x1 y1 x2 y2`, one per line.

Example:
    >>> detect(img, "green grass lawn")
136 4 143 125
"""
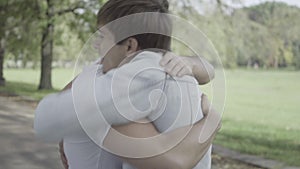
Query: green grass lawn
210 69 300 166
0 68 74 100
1 68 300 166
2 68 75 89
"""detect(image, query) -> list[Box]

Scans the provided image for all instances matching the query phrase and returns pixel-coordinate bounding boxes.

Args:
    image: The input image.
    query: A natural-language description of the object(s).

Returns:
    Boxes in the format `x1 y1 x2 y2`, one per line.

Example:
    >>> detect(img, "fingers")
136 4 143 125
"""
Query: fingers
177 65 192 77
164 56 181 73
60 152 69 169
200 94 222 134
168 61 184 76
160 52 174 66
201 94 210 117
160 52 193 77
168 63 184 76
198 107 222 143
59 141 69 169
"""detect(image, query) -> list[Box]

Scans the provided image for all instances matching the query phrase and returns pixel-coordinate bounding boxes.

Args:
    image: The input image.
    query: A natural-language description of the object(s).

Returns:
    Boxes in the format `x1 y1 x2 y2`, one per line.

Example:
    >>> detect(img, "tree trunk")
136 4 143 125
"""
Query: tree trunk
274 56 278 69
38 0 54 90
0 38 5 86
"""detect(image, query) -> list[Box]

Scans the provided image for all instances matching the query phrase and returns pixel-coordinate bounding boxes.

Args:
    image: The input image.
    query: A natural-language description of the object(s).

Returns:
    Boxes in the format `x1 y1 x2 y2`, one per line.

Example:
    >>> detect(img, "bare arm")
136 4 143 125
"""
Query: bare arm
184 55 215 85
160 52 215 85
104 94 221 169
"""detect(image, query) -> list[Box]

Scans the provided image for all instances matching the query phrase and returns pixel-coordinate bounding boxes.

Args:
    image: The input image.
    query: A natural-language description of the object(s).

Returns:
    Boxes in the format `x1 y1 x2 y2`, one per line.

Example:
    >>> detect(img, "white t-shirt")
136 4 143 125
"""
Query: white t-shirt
34 51 211 169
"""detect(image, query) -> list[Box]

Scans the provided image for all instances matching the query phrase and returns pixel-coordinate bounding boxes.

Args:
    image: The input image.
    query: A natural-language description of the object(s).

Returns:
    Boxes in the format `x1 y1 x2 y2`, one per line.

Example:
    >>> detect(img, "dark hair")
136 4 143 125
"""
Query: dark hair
97 0 172 51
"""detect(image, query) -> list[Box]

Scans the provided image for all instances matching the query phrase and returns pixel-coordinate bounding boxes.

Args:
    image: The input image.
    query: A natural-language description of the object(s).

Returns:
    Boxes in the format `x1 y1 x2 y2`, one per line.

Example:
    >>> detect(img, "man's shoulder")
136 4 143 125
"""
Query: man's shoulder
121 50 164 73
131 50 163 63
105 50 165 81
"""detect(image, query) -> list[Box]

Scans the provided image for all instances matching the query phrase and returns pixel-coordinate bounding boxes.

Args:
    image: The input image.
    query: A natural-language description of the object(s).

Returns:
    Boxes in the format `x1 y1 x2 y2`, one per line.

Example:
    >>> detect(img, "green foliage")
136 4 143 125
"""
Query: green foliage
2 0 299 70
1 0 106 68
0 0 40 67
175 2 300 69
243 2 300 68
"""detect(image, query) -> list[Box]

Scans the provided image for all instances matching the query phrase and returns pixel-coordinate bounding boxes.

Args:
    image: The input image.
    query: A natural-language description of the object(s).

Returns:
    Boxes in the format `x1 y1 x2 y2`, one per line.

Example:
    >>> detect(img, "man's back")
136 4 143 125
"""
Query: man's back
118 51 212 169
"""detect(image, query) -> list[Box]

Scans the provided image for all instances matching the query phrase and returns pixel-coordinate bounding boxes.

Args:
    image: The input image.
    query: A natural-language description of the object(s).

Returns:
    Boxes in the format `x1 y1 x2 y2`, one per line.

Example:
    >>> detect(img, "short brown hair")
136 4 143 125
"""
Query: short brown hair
97 0 172 51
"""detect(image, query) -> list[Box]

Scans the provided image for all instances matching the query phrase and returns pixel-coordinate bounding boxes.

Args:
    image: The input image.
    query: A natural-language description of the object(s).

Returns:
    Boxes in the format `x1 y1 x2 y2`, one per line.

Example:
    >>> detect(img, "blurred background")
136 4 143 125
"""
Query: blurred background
0 0 299 168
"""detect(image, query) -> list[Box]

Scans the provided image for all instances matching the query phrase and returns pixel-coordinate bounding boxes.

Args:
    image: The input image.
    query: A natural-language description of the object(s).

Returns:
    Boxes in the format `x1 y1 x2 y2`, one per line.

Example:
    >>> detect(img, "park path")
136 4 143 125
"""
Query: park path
0 96 61 169
0 96 263 169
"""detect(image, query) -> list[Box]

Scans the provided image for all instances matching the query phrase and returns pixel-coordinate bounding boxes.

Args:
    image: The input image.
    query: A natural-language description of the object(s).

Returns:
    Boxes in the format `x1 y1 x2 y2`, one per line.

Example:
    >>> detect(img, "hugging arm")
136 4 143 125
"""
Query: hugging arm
104 94 221 169
160 52 215 85
186 55 215 85
59 94 220 169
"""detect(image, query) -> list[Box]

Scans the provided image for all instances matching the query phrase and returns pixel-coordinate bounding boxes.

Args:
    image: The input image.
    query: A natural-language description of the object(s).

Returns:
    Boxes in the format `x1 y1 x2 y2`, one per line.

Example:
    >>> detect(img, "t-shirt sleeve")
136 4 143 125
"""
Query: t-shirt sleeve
34 90 82 142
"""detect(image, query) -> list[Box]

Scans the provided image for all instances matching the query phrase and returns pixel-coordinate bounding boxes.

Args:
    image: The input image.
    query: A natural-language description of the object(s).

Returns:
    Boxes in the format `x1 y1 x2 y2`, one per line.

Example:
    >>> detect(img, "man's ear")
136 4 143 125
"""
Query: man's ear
124 38 139 57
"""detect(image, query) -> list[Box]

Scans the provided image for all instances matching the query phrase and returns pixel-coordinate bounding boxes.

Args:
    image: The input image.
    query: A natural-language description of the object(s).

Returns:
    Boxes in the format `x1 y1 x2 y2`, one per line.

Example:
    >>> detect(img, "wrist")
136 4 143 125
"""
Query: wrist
183 57 196 76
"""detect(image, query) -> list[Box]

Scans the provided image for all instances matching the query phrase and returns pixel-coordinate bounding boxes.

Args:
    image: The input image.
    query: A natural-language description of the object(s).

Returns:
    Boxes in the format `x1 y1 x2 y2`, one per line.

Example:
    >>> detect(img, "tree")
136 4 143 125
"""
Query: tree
0 0 36 86
0 1 8 86
38 0 85 89
38 0 105 89
292 40 300 69
0 39 4 86
1 0 106 89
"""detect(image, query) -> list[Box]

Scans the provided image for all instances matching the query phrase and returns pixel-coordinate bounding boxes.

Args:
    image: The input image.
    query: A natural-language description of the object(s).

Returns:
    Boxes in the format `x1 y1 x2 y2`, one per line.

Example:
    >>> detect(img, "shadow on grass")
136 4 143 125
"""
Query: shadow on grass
215 120 300 166
0 81 58 101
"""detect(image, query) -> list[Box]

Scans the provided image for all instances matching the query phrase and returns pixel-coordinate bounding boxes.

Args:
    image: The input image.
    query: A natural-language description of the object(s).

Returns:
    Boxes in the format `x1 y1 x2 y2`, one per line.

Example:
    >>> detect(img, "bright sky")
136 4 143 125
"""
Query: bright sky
226 0 300 8
190 0 300 12
189 0 300 14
